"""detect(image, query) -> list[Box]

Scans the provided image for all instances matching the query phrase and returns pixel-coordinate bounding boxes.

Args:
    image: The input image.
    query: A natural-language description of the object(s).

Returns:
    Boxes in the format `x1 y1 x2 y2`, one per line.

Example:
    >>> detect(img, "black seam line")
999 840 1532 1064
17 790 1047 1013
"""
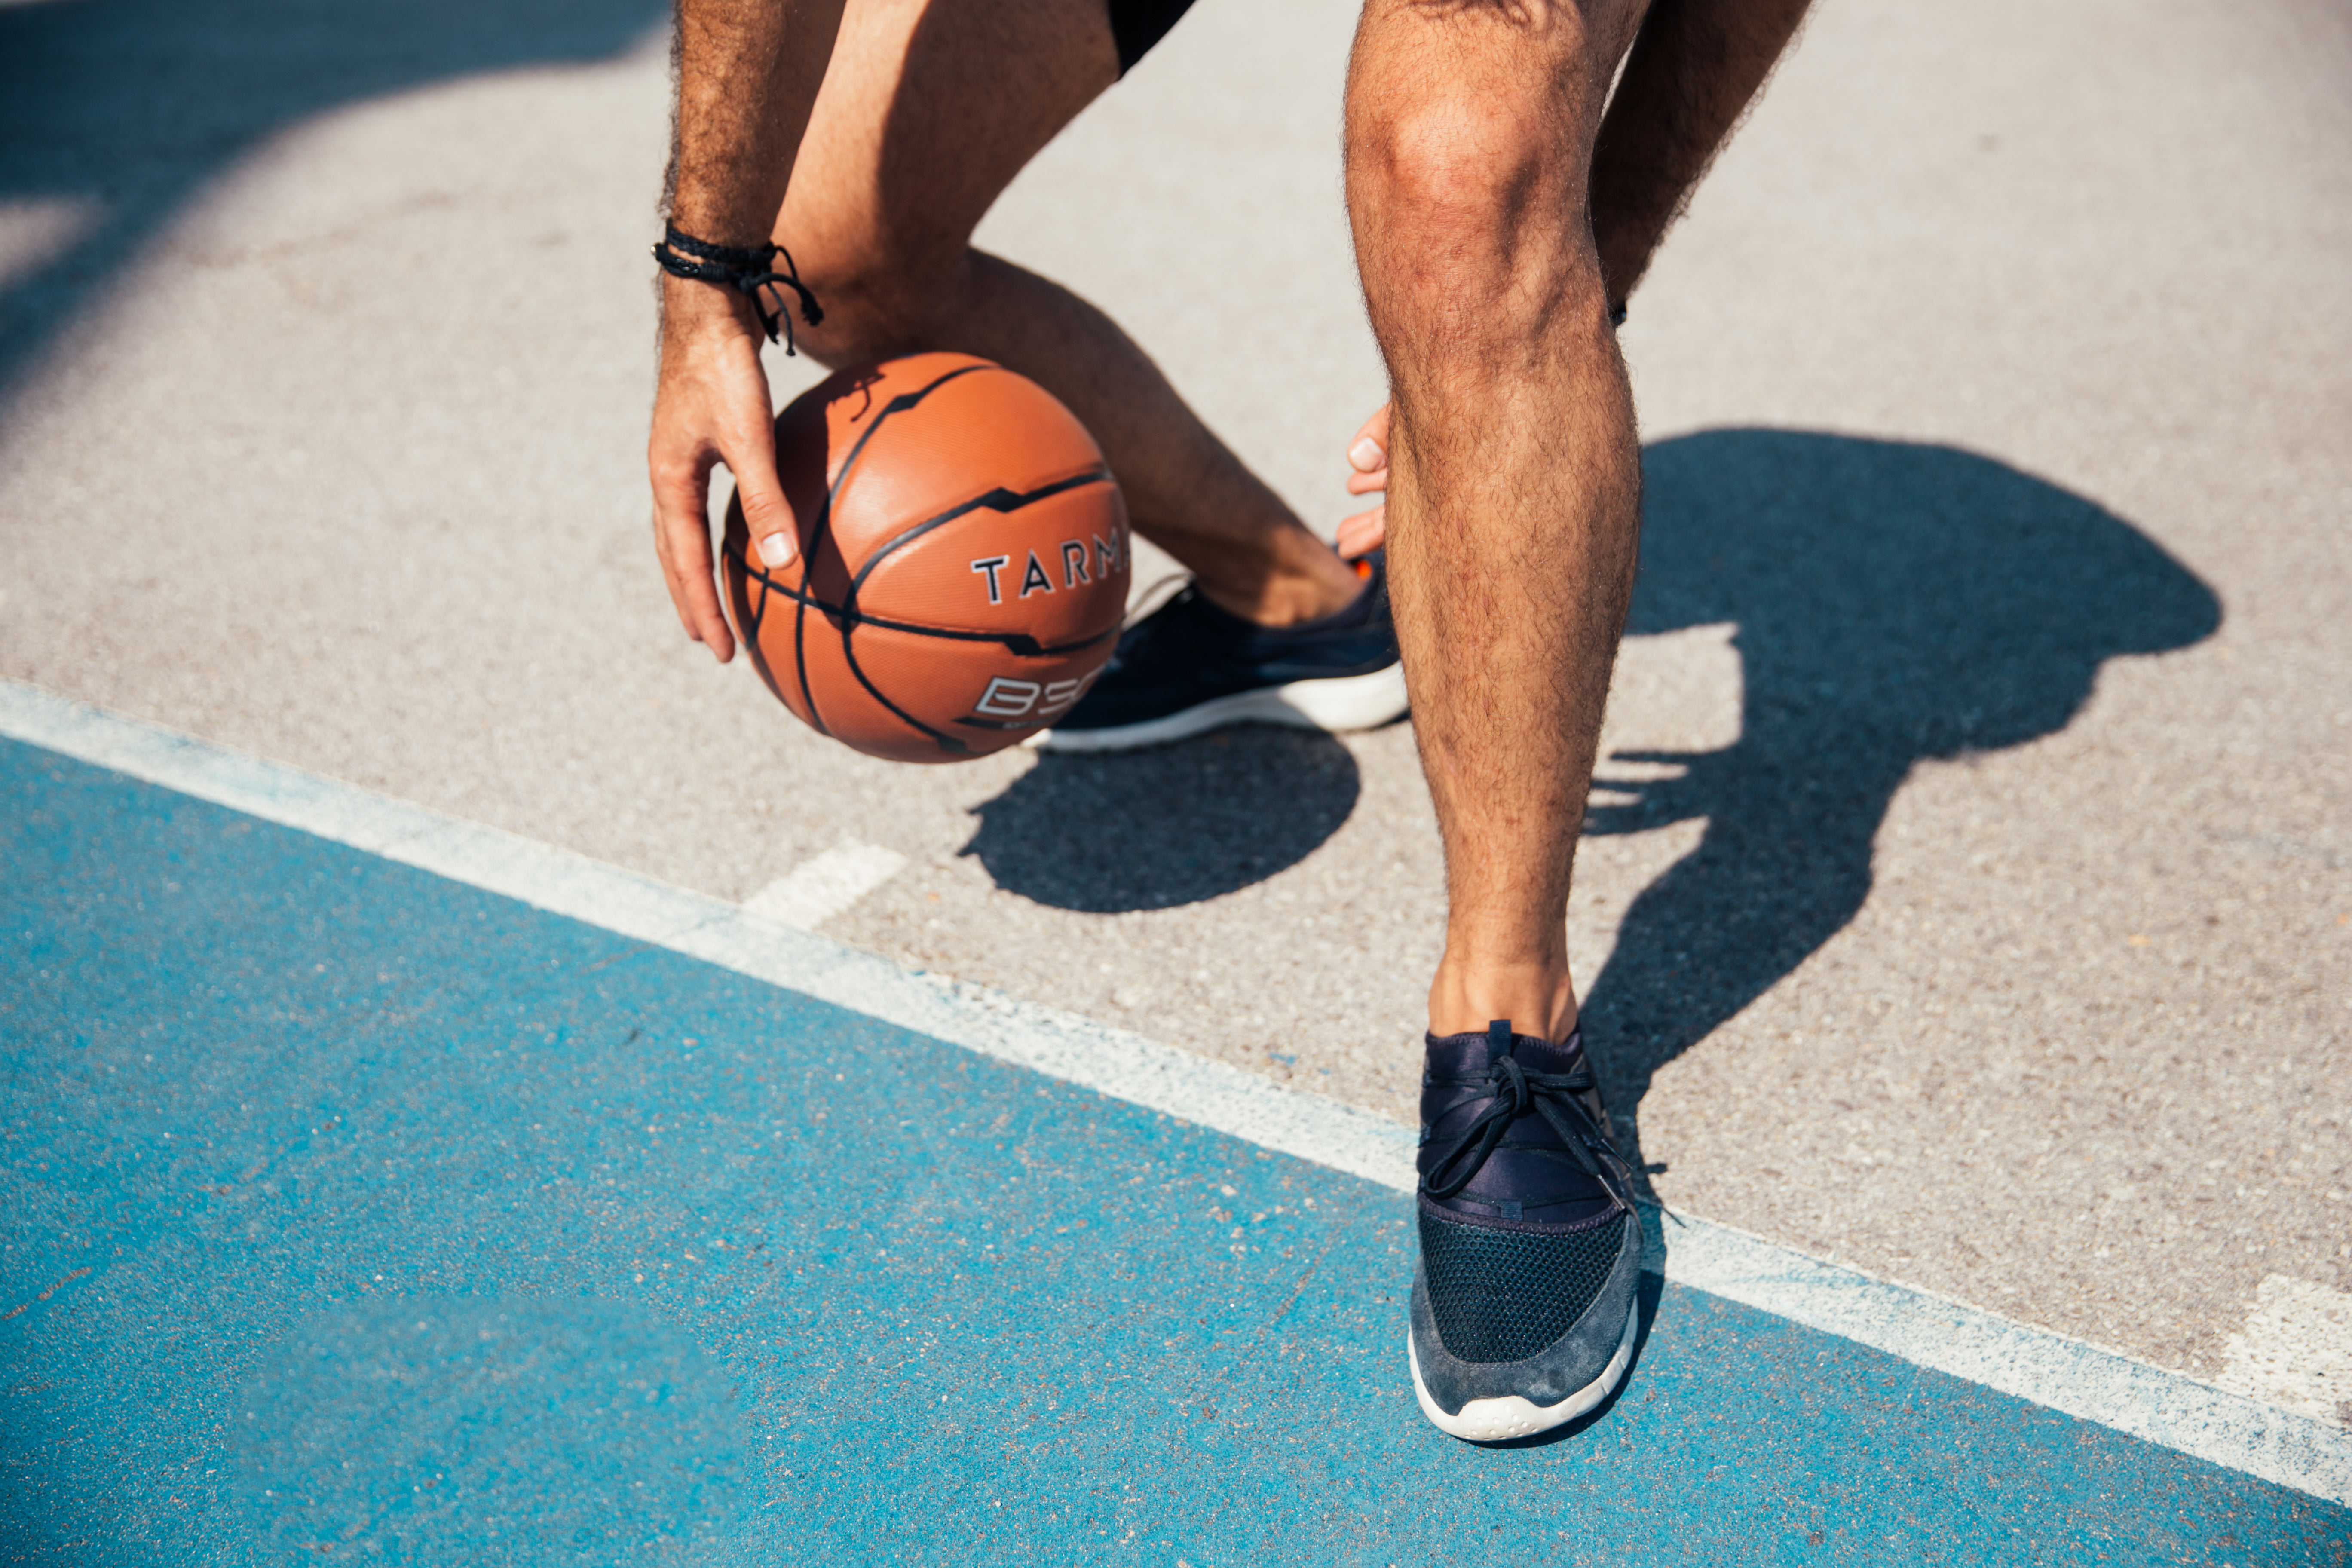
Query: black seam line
793 361 1000 738
831 466 1116 744
822 362 999 525
793 567 825 738
723 542 1119 658
740 560 767 641
846 466 1117 603
841 614 973 755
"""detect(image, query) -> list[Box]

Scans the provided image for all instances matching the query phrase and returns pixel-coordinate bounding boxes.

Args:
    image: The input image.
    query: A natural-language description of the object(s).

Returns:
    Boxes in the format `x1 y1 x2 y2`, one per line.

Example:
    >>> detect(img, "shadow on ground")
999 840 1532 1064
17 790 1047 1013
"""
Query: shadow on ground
0 0 666 399
1583 429 2220 1173
962 727 1361 912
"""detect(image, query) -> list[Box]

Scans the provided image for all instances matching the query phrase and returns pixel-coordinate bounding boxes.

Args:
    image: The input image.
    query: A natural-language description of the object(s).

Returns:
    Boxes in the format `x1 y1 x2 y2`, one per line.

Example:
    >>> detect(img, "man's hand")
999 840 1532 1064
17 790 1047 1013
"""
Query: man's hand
649 276 799 665
1339 404 1390 559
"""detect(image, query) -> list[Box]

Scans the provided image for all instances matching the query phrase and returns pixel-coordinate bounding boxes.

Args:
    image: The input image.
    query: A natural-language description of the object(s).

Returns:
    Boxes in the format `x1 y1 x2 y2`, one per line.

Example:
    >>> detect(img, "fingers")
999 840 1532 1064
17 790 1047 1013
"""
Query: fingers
651 445 737 664
650 285 787 665
1345 403 1390 497
1338 404 1390 557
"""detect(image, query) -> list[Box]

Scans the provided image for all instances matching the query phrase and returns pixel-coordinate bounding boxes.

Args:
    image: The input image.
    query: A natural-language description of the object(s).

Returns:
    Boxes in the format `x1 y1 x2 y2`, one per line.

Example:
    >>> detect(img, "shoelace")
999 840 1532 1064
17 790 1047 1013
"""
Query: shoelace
1420 1020 1634 1216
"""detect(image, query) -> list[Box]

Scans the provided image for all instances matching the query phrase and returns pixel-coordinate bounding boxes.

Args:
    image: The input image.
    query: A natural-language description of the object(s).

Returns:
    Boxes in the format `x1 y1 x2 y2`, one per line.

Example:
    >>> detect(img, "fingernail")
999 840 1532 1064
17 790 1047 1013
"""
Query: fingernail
759 532 794 567
1349 437 1385 471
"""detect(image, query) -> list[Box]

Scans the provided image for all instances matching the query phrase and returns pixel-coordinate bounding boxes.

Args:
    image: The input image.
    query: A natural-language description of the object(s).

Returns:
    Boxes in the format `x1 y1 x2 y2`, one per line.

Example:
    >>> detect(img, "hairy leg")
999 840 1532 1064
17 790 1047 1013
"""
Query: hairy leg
1333 0 1810 581
776 0 1361 624
1346 0 1651 1041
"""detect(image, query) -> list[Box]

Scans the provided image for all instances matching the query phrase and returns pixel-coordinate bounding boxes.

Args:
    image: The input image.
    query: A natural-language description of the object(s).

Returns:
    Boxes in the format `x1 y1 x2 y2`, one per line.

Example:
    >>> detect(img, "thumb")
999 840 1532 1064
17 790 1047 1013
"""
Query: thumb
1348 404 1392 469
725 417 799 571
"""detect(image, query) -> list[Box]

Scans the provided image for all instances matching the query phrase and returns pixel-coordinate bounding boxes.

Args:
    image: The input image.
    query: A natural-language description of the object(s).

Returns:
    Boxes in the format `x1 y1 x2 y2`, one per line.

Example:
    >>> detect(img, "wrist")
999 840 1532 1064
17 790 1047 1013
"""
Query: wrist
659 270 762 342
652 223 824 353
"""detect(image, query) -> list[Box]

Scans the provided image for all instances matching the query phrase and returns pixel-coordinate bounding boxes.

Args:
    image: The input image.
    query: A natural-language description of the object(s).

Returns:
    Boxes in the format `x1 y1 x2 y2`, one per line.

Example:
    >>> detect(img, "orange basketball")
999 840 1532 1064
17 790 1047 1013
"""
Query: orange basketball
723 354 1131 763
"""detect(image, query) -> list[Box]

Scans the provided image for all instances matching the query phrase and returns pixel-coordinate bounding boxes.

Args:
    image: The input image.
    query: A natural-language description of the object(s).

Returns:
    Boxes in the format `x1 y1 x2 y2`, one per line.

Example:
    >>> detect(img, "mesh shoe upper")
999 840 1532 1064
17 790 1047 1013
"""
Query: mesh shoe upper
1416 1020 1636 1366
1418 1210 1626 1363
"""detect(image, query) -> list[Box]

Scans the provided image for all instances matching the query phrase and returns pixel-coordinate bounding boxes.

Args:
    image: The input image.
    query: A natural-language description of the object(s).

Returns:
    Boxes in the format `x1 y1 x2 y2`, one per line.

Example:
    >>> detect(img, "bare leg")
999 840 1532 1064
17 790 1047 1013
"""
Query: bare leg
777 0 1361 625
1345 0 1651 1042
1335 0 1813 557
1345 0 1812 1044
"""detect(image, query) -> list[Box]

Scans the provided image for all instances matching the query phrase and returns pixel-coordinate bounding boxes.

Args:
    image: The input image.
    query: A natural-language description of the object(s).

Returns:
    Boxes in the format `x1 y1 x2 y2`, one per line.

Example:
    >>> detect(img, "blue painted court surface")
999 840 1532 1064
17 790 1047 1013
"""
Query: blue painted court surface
4 735 2346 1565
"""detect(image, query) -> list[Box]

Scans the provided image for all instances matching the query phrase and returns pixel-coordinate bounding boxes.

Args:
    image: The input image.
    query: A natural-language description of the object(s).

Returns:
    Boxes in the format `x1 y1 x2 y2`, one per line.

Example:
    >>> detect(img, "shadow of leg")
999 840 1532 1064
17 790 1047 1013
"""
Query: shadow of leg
1575 428 2221 1180
1581 747 1910 1182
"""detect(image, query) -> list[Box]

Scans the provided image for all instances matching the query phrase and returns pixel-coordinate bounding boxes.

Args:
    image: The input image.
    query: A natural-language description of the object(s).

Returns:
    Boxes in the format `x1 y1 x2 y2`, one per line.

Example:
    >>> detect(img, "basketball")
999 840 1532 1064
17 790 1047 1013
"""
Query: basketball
722 353 1131 763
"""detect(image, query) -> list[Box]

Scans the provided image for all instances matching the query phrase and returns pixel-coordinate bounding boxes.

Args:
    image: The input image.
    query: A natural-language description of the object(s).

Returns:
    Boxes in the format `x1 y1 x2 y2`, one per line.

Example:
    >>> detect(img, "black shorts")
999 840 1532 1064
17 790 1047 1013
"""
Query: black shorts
1107 0 1197 74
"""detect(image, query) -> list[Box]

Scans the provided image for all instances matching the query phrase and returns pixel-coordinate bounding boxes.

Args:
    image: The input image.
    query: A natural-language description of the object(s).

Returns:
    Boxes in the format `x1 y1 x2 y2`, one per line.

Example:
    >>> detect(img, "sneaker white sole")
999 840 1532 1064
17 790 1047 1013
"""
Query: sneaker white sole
1025 662 1408 754
1407 1295 1640 1443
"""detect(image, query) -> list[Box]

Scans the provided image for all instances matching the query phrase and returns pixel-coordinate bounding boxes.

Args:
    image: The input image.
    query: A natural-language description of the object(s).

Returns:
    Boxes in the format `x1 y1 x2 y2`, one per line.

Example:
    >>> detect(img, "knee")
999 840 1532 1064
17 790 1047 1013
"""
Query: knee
784 233 963 368
1352 92 1589 309
1346 21 1608 337
1358 90 1549 237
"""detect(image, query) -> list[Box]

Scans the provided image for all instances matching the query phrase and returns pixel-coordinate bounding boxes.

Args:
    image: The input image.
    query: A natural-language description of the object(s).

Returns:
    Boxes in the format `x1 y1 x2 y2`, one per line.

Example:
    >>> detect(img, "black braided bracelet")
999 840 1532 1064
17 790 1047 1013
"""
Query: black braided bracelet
652 224 826 355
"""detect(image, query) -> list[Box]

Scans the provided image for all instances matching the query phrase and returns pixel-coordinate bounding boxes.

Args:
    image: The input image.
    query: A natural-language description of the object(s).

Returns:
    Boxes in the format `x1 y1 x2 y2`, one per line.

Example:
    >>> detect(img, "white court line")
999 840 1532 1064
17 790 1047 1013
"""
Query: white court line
2219 1275 2352 1427
744 841 909 931
3 675 2347 1507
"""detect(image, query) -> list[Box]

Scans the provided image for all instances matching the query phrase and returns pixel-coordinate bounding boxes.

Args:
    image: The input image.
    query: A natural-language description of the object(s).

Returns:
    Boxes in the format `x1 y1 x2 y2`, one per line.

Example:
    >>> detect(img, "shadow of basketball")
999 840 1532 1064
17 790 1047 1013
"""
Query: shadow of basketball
961 728 1361 913
1580 430 2221 1177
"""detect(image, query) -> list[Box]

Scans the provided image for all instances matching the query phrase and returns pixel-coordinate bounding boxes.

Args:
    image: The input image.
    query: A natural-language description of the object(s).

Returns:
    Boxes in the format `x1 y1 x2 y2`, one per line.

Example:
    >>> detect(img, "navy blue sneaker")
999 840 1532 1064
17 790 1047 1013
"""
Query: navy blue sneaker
1026 551 1406 753
1409 1020 1642 1441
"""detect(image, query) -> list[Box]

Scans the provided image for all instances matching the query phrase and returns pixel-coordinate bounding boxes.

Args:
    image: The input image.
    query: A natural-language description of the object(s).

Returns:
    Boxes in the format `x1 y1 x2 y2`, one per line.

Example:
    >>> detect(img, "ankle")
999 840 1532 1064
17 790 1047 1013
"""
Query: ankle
1184 527 1362 627
1427 959 1578 1044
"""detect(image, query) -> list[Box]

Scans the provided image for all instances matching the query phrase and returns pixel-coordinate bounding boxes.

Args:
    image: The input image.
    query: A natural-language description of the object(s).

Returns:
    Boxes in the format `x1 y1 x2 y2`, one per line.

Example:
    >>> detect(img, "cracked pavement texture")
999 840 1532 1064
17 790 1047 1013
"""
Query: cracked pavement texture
1 0 2345 1386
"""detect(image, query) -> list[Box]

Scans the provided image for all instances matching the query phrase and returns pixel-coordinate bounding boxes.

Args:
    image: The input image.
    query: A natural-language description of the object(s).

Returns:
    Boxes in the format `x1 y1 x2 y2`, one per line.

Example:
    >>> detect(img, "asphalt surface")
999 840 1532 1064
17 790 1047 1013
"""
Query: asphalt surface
2 0 2347 1397
7 738 2344 1563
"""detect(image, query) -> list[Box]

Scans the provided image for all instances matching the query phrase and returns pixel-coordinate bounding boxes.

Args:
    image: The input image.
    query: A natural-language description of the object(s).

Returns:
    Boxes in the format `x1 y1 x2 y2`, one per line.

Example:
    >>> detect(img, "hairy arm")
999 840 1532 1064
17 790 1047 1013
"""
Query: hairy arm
650 0 847 663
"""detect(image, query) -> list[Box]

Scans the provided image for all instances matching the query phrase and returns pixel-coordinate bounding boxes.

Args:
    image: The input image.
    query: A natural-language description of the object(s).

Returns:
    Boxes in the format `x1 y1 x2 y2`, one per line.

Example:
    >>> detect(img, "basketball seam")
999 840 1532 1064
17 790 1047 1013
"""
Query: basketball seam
837 469 1121 755
794 360 1000 747
794 579 825 738
727 542 1123 656
845 468 1115 602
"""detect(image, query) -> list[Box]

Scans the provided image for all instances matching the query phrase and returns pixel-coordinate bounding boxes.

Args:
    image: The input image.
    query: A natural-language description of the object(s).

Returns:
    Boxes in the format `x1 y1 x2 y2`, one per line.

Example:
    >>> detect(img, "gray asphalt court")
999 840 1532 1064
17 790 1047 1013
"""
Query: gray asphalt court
2 0 2347 1444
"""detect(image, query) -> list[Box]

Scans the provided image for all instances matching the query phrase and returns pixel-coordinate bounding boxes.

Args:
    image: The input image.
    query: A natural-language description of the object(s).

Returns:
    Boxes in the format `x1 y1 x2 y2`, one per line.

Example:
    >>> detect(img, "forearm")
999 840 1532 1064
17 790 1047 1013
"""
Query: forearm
649 0 846 657
1588 0 1813 305
662 0 848 320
